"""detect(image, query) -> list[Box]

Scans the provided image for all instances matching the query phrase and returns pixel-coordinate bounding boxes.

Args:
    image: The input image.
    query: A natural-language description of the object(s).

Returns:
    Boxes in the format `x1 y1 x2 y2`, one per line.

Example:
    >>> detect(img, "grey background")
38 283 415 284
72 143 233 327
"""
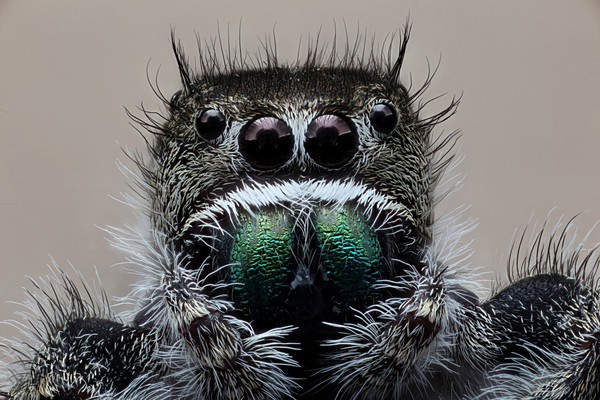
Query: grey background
1 1 599 339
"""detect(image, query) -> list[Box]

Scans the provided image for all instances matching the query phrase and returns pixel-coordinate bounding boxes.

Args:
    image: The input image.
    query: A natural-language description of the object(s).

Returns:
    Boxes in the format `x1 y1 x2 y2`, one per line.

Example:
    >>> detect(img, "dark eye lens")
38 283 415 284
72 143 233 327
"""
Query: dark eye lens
369 104 398 134
305 114 358 168
195 109 227 140
239 117 293 170
169 90 182 109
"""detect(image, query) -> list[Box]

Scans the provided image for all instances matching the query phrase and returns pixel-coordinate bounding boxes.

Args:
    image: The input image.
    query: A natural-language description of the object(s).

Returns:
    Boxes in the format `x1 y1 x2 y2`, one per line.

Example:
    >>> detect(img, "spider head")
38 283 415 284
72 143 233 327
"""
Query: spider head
139 31 455 339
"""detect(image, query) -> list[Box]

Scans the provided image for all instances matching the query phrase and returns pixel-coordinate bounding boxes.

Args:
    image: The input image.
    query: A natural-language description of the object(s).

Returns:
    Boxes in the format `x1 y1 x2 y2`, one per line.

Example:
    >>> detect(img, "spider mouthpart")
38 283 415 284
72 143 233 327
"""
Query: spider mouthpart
176 180 426 336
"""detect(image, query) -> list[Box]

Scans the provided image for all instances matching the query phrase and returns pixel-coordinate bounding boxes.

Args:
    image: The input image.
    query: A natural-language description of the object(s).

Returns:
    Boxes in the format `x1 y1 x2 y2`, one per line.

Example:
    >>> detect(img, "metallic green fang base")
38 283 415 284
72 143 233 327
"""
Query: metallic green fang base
229 206 383 322
315 207 382 306
229 211 294 320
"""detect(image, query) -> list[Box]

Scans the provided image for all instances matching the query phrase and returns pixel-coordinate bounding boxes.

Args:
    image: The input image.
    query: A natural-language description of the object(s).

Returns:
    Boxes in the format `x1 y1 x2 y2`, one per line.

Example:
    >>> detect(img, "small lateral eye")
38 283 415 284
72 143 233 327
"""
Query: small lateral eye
369 103 398 135
169 90 183 109
195 109 227 141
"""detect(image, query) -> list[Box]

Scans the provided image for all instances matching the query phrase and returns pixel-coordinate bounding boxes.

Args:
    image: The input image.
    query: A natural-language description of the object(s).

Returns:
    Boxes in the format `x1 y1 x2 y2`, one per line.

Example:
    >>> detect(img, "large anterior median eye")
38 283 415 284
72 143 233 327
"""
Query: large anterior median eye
305 114 358 168
369 103 398 135
195 109 227 141
239 117 294 170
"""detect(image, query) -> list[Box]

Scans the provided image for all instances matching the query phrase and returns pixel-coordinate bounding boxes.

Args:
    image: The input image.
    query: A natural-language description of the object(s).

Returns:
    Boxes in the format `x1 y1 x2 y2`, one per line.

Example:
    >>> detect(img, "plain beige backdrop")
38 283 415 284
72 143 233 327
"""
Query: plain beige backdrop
1 1 599 339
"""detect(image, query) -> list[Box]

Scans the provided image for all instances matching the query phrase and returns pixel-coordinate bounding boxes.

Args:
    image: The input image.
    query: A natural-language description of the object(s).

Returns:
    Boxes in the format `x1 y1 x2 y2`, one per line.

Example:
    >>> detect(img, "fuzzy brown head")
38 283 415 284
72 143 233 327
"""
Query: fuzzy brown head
136 29 456 332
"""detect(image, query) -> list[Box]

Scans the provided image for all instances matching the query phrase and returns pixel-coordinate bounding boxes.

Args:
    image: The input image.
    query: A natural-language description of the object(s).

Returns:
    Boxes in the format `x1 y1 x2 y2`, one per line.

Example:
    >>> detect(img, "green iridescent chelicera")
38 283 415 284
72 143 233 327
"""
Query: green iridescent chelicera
229 205 384 322
315 206 383 306
229 211 293 320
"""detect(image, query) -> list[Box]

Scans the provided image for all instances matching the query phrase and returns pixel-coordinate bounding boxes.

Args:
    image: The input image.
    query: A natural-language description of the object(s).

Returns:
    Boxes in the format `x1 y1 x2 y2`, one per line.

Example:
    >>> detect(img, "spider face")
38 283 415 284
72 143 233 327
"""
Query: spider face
153 64 434 337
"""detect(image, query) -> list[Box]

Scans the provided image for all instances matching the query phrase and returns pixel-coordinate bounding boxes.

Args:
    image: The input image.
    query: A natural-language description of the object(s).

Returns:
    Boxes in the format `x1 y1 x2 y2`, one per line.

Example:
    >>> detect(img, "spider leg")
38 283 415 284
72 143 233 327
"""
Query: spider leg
133 252 299 400
0 268 161 400
457 223 600 399
321 262 452 400
459 276 599 400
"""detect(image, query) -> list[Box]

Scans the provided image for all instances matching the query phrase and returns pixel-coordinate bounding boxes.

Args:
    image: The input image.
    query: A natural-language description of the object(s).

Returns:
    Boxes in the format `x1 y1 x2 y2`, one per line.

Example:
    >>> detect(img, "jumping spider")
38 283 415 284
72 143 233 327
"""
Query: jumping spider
1 26 598 400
